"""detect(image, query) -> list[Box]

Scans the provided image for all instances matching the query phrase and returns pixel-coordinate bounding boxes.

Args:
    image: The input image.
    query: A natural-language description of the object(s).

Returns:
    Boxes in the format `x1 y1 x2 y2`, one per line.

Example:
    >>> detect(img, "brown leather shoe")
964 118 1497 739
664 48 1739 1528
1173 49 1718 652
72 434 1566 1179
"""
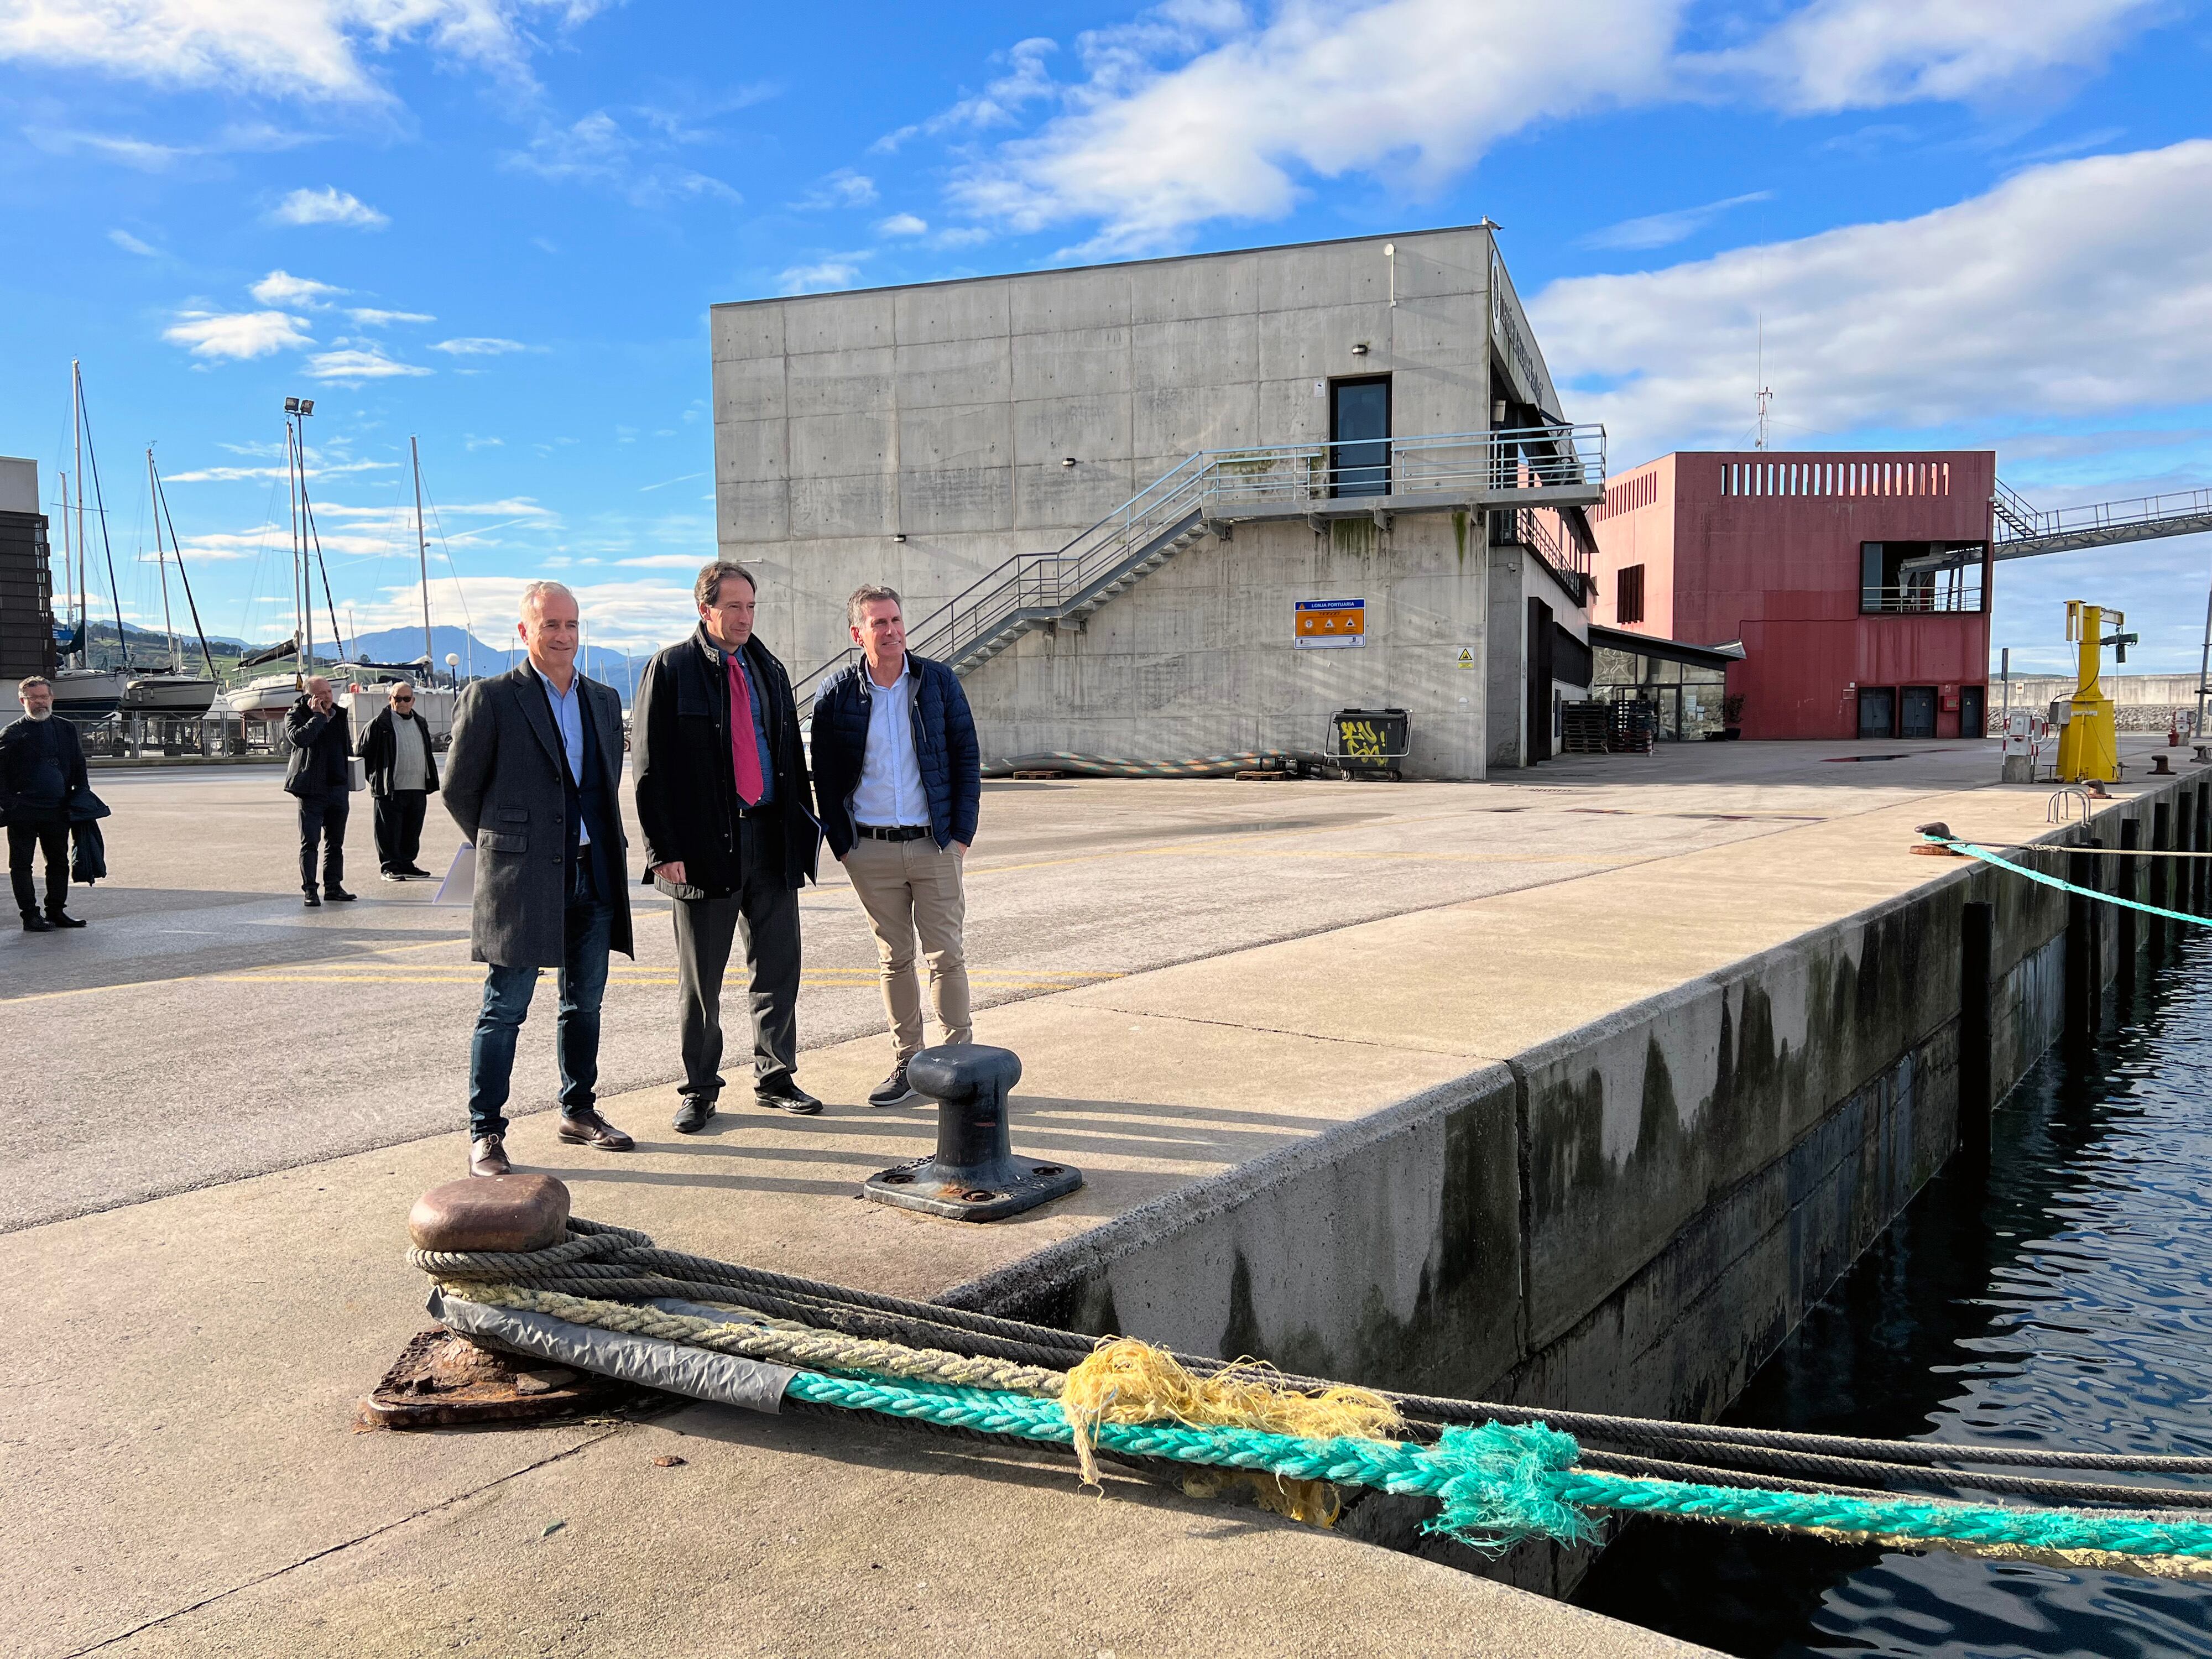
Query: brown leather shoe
469 1134 512 1177
557 1108 634 1152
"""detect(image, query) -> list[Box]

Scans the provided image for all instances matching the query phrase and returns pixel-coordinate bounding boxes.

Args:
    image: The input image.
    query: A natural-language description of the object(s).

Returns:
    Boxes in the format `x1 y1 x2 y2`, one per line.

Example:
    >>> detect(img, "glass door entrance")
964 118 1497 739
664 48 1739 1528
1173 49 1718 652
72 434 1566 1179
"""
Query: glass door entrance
1330 377 1390 497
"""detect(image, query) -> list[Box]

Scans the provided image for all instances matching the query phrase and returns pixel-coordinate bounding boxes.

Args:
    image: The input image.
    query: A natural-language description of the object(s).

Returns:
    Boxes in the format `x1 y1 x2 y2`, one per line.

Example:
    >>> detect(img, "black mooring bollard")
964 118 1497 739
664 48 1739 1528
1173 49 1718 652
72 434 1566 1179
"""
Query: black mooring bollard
862 1043 1083 1221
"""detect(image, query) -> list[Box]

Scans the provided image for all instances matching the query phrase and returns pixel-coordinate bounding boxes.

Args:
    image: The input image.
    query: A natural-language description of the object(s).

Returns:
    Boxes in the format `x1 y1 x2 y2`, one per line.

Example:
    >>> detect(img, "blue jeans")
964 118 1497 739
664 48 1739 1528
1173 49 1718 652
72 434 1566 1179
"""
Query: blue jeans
467 899 614 1139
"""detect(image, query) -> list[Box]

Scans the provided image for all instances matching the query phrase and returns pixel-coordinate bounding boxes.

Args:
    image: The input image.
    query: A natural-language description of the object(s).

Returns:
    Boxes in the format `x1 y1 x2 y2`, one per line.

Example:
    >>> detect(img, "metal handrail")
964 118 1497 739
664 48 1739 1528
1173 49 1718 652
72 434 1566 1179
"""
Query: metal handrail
794 424 1607 696
1992 481 2212 544
1860 582 1984 615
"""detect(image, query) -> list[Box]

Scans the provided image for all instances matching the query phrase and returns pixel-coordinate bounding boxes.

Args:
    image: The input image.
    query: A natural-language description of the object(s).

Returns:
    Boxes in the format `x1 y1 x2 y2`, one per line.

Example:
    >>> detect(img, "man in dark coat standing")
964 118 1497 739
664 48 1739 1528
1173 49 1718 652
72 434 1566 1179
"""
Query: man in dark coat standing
284 675 356 907
443 581 635 1177
634 560 822 1132
1 676 90 931
357 679 440 880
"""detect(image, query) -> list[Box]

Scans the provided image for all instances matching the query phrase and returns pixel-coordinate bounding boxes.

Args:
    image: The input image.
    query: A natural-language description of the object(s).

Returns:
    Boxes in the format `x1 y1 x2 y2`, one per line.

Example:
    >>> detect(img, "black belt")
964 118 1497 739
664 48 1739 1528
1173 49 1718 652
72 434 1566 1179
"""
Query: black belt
733 800 778 820
855 823 931 842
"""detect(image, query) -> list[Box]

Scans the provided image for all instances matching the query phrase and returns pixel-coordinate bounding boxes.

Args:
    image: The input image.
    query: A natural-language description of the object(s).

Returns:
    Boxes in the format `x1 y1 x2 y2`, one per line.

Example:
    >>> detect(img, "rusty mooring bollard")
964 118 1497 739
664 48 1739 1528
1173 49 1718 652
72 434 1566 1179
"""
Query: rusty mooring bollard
862 1042 1082 1221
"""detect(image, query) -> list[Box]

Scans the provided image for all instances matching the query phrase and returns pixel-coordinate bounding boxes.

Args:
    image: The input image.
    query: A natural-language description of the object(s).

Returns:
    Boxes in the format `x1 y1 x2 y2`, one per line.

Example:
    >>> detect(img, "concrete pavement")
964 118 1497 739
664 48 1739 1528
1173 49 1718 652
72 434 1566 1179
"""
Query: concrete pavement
12 734 2186 1658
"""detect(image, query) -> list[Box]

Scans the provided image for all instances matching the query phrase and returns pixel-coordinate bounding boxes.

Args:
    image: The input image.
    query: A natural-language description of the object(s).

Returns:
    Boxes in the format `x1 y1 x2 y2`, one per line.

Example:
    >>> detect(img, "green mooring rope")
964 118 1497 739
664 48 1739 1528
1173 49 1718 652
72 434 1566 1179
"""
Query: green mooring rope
1927 834 2212 929
781 1369 2212 1566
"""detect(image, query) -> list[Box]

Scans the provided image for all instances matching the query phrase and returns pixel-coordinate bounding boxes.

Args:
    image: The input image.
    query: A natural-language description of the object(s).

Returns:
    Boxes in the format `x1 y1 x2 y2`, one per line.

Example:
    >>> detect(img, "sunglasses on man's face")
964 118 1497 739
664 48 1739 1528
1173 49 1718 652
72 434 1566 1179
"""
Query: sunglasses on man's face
393 695 414 703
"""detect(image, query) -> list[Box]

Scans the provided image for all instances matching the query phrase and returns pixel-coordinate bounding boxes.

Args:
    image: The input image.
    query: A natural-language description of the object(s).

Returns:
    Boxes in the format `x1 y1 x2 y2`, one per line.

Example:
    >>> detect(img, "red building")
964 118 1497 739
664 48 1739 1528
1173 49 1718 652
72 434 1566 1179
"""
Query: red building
1589 451 1994 740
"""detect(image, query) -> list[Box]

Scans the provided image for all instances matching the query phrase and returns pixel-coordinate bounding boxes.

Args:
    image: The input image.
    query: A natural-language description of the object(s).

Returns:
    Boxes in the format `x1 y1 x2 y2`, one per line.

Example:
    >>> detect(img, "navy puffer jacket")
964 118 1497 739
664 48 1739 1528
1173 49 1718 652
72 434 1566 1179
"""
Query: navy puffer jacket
810 653 980 858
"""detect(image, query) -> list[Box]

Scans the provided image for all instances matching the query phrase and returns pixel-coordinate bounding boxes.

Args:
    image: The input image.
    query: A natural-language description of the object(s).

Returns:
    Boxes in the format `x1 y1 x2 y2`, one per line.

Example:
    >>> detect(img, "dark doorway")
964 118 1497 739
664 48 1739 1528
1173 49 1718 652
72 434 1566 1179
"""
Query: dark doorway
1901 685 1937 738
1526 597 1554 764
1858 687 1895 739
1960 684 1986 738
1330 376 1391 497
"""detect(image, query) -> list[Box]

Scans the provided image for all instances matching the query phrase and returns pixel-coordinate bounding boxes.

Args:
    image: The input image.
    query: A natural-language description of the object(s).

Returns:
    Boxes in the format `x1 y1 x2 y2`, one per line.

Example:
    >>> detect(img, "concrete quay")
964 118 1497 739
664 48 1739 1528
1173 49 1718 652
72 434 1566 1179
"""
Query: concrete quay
4 736 2195 1657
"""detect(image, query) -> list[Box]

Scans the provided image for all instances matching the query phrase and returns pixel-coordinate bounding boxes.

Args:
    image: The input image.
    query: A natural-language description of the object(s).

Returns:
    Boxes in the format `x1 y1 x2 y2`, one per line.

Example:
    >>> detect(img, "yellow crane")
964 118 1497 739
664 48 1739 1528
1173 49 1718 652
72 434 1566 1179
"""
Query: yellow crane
2054 601 2137 783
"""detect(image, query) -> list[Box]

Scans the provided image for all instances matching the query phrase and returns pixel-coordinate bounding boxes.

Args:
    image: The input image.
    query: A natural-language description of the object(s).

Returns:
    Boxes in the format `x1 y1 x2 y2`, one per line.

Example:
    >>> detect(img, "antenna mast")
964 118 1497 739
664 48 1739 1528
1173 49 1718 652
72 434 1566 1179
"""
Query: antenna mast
1754 314 1771 452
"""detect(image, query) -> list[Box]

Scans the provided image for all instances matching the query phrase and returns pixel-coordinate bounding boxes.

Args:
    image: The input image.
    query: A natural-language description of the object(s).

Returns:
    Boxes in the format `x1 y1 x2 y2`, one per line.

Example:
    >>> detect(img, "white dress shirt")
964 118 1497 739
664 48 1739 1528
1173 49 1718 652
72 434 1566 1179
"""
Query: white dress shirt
851 659 931 828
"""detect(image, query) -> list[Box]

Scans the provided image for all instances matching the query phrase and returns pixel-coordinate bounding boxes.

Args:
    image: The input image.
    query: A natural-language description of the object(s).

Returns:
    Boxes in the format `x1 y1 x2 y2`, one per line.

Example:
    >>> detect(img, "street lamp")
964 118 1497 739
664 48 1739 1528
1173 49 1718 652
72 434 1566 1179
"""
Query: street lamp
445 650 460 689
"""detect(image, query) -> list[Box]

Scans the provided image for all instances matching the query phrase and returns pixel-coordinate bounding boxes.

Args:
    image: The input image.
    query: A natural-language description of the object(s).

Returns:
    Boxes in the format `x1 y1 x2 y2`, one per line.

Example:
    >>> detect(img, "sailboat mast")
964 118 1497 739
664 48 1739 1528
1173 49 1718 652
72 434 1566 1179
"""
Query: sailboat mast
149 446 179 669
411 435 434 681
71 361 85 663
57 469 70 662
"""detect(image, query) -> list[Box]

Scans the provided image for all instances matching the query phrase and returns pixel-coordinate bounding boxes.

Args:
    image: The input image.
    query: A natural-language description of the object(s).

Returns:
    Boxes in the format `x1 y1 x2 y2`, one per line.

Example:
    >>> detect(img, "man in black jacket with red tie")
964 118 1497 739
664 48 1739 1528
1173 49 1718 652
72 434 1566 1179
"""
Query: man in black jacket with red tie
633 560 822 1131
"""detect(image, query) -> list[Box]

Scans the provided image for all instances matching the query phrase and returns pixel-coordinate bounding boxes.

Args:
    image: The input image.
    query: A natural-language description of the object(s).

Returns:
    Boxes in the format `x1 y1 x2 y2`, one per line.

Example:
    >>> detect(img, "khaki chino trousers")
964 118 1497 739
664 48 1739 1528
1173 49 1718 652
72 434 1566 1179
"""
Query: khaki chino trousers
843 835 971 1064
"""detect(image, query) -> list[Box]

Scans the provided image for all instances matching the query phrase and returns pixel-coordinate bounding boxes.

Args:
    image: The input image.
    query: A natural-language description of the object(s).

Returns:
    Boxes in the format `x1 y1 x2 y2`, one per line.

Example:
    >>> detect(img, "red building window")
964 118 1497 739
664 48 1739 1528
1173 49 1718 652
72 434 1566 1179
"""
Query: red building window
1617 564 1646 625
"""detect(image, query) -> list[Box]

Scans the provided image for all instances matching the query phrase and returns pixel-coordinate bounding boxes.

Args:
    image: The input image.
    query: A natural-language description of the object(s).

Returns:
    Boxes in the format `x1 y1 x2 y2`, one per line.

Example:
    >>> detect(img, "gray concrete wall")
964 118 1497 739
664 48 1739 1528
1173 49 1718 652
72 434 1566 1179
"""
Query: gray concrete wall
712 227 1501 680
958 509 1493 777
947 775 2197 1585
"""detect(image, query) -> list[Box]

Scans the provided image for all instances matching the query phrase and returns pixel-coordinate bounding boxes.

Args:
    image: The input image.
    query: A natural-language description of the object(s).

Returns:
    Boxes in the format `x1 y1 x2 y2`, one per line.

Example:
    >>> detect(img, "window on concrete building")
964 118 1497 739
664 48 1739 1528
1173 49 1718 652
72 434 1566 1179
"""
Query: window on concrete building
1859 541 1987 614
1330 377 1391 497
1617 564 1646 625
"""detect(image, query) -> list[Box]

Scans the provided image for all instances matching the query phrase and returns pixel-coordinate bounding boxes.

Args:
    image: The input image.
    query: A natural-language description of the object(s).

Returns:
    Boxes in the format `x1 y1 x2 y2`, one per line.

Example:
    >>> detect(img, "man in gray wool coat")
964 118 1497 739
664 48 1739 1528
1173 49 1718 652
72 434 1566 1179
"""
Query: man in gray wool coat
442 581 636 1177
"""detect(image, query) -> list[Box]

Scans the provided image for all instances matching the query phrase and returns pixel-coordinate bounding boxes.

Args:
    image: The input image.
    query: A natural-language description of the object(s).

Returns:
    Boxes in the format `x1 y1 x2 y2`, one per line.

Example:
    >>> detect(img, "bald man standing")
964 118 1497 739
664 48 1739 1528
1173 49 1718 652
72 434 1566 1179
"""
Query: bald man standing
284 674 356 907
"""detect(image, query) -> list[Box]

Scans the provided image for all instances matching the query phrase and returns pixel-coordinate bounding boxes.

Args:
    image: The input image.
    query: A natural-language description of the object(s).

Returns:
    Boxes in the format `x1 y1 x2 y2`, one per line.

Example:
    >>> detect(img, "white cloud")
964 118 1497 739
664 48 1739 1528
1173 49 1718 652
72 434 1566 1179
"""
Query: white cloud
272 186 387 228
0 0 603 101
951 2 1678 253
505 111 740 206
163 309 314 359
250 268 348 307
431 336 526 355
108 228 158 255
348 307 436 326
943 0 2173 252
26 126 184 168
1530 142 2212 461
1578 190 1772 252
463 433 503 450
875 35 1060 153
336 575 696 654
165 457 394 483
778 257 868 295
877 212 928 237
794 167 877 209
305 346 432 382
1689 0 2163 114
614 554 702 567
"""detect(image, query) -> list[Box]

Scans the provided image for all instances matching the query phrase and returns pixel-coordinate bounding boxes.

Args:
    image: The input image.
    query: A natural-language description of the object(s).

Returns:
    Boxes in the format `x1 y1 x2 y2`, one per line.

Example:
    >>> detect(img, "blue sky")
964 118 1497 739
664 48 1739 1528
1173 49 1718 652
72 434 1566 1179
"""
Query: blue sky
2 0 2209 675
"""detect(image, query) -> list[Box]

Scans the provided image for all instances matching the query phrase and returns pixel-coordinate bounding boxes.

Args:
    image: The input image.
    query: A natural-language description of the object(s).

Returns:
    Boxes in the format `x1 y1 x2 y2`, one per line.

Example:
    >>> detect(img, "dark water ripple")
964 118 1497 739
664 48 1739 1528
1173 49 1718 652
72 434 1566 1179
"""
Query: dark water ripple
1575 936 2212 1656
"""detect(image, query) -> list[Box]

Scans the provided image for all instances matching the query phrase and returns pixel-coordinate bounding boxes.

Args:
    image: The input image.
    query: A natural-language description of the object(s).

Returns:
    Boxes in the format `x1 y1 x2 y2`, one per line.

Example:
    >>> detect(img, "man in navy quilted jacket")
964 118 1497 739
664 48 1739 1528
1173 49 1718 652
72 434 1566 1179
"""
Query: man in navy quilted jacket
808 586 981 1107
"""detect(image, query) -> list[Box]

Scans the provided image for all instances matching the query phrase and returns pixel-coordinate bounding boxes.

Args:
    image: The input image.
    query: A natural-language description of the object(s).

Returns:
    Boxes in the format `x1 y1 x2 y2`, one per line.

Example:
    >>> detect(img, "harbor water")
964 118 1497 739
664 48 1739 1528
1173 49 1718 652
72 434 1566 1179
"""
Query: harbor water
1577 930 2212 1656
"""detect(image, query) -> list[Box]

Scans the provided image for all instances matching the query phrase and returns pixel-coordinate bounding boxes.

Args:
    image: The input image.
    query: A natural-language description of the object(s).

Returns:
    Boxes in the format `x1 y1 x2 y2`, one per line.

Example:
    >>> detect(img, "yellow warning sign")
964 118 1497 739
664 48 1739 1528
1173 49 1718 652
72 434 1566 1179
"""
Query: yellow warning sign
1453 646 1478 670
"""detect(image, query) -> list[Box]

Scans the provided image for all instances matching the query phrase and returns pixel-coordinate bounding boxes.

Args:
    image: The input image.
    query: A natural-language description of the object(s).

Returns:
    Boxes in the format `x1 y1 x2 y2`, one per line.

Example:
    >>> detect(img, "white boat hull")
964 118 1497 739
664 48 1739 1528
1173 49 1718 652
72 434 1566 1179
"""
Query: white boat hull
122 674 219 716
50 668 129 721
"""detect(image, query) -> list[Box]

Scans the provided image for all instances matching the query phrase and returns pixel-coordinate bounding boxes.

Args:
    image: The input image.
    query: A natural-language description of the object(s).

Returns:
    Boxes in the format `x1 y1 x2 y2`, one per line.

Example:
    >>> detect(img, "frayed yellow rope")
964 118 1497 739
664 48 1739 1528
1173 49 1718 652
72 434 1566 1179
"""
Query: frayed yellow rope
1058 1337 1404 1501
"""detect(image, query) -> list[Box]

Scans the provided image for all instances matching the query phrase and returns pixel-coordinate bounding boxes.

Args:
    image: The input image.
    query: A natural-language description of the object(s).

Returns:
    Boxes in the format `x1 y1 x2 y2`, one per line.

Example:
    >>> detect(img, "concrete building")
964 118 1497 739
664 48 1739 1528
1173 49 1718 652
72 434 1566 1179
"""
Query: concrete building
0 457 57 709
1589 451 1994 741
710 226 1606 778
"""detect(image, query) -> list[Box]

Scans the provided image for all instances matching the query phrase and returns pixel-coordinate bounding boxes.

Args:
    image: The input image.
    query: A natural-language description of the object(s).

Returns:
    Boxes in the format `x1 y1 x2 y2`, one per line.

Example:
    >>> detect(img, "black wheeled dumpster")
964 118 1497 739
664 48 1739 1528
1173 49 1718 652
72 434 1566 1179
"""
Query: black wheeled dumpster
1329 708 1409 780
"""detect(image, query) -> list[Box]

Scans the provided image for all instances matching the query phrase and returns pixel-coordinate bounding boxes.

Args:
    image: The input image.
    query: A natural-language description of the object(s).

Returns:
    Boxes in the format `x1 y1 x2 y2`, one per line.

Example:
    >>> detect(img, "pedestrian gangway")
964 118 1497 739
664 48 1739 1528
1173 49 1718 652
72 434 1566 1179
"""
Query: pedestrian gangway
792 424 1605 698
1993 478 2212 560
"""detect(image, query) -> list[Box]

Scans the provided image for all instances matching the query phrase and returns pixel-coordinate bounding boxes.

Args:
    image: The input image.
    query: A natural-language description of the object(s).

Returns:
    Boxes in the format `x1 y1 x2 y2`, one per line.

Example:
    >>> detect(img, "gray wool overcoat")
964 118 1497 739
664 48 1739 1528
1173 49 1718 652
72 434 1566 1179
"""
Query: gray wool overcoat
442 664 635 968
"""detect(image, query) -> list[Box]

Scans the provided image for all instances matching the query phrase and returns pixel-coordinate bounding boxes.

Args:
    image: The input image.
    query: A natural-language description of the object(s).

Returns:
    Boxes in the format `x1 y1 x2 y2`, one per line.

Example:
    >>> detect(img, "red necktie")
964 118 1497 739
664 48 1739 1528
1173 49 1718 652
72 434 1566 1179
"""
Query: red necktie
727 653 764 806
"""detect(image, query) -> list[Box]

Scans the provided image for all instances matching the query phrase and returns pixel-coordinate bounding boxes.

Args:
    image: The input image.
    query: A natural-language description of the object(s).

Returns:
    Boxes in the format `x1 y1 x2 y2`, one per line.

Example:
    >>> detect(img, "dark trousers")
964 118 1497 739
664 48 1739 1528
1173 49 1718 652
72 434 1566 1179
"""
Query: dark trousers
466 898 615 1140
8 817 69 917
296 789 349 893
374 789 428 873
673 816 801 1100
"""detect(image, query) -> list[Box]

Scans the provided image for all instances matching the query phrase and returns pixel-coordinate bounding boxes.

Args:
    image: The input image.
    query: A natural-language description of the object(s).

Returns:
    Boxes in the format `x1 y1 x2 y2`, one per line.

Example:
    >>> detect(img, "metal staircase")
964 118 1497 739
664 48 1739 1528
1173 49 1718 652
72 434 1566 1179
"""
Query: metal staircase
794 423 1606 698
1993 479 2212 560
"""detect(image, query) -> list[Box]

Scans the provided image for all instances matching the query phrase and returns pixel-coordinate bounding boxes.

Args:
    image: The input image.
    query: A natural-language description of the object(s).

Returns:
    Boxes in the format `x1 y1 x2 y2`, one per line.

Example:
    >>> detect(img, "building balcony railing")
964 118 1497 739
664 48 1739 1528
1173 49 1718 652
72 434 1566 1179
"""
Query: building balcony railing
794 422 1606 696
1860 581 1985 615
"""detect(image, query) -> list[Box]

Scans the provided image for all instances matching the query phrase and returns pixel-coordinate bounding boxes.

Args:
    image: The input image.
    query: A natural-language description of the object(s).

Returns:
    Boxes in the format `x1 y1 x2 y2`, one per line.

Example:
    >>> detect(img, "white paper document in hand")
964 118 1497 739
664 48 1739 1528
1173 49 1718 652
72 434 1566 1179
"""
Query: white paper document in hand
435 844 476 906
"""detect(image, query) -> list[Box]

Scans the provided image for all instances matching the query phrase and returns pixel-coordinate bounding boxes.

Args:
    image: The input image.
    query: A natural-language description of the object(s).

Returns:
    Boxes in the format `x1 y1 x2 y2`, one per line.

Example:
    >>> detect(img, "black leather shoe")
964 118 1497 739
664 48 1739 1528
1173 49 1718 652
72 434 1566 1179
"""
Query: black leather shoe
867 1066 915 1108
45 911 86 928
756 1082 822 1115
400 863 434 877
325 885 358 902
302 891 321 908
469 1134 512 1177
673 1095 716 1133
557 1108 634 1151
20 912 53 933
